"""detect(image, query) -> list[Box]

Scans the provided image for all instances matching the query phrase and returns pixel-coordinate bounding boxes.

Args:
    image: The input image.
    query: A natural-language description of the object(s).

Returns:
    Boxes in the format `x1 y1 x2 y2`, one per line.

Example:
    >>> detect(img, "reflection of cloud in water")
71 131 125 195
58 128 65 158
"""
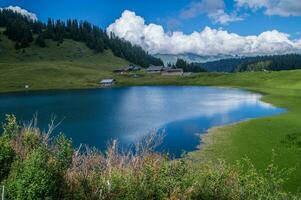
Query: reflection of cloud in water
120 87 282 143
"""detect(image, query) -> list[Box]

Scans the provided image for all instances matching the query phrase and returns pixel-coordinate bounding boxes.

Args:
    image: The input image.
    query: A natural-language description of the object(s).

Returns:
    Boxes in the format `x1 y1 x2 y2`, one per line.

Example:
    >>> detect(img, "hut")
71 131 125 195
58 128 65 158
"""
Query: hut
113 65 141 74
161 68 184 76
113 69 125 74
146 66 164 73
100 79 116 86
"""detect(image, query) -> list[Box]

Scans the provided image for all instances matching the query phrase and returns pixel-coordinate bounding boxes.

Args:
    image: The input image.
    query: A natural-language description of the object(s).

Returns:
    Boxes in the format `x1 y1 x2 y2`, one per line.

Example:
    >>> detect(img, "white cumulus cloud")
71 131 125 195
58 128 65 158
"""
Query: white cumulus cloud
0 6 38 21
107 10 301 56
180 0 243 25
208 9 243 24
236 0 301 16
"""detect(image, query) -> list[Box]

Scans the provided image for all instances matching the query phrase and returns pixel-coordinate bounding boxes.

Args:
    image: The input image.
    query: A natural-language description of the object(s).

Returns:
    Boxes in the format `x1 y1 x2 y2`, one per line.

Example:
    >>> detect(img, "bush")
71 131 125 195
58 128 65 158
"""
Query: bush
5 148 60 200
187 159 292 200
2 114 19 139
22 129 42 152
0 136 15 182
53 133 73 170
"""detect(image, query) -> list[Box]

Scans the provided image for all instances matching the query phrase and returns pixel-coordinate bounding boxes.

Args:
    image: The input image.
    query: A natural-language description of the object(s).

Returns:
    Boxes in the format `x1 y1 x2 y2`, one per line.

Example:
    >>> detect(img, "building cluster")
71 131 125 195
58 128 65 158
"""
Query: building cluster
146 65 184 75
113 65 141 74
102 65 185 87
113 65 184 76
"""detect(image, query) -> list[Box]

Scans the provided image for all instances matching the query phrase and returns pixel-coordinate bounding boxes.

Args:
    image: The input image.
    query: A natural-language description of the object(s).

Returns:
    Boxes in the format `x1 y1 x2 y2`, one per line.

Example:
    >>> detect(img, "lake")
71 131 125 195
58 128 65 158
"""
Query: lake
0 86 284 157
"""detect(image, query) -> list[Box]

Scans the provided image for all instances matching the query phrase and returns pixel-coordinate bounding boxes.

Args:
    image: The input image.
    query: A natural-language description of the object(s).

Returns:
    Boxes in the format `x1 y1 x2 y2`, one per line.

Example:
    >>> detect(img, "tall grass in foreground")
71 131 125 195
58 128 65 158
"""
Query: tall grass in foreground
0 115 299 200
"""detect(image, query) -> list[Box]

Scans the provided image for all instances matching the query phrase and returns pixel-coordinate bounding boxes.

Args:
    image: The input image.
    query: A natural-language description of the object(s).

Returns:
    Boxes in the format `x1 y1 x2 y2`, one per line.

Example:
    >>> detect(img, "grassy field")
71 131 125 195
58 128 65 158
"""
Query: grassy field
1 34 301 193
0 33 128 92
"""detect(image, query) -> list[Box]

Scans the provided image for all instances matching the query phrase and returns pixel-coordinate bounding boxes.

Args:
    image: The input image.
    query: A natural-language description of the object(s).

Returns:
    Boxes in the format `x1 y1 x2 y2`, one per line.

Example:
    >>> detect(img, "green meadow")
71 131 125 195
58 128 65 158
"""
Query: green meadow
0 34 128 93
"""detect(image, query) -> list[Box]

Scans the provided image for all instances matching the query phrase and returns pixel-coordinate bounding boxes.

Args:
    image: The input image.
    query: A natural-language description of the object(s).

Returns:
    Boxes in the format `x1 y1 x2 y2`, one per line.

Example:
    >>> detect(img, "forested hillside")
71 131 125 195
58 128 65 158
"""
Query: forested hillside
235 54 301 72
0 9 163 67
196 54 301 72
169 59 207 72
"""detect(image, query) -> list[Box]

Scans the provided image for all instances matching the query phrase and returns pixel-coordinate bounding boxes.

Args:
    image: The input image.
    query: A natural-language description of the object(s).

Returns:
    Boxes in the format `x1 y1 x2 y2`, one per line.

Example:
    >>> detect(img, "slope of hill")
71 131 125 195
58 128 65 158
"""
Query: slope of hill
0 32 129 92
0 9 163 68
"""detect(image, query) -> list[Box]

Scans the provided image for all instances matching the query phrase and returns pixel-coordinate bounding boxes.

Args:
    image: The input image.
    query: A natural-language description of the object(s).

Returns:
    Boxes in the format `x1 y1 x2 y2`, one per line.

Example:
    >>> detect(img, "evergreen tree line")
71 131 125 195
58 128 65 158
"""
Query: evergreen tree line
235 54 301 72
167 59 207 72
0 9 43 49
195 54 301 72
0 9 163 67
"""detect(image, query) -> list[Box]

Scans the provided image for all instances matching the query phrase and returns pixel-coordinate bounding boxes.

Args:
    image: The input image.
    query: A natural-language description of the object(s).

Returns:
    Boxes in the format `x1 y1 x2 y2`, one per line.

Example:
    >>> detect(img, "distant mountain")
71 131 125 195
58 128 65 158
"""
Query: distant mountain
153 53 237 66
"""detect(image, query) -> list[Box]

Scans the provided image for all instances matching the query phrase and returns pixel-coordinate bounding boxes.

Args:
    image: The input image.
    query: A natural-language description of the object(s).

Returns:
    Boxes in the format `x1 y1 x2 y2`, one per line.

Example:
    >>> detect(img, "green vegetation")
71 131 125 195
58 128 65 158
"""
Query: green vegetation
167 58 207 72
0 31 129 92
237 60 272 72
0 115 297 199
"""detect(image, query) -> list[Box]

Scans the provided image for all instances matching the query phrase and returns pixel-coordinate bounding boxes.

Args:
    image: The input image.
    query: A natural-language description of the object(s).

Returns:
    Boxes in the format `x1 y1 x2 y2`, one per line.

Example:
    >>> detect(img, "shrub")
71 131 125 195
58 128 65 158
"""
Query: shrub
22 129 42 152
53 133 73 170
0 136 15 182
2 114 19 139
186 159 295 200
5 148 60 200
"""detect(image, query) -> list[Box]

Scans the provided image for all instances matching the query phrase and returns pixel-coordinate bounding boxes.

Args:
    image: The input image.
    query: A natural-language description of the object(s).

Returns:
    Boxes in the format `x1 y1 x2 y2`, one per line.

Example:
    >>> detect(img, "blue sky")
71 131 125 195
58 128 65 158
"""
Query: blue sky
1 0 301 56
1 0 300 37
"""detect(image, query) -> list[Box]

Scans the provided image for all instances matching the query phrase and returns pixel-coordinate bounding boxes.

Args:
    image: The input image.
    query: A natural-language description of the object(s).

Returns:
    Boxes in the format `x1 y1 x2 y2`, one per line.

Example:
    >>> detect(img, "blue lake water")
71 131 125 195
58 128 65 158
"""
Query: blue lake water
0 86 285 157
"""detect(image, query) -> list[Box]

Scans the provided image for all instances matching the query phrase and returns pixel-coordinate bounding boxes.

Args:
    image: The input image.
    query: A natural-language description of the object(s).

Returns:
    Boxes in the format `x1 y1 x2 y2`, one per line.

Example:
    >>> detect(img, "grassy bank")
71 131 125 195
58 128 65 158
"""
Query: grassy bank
0 34 128 93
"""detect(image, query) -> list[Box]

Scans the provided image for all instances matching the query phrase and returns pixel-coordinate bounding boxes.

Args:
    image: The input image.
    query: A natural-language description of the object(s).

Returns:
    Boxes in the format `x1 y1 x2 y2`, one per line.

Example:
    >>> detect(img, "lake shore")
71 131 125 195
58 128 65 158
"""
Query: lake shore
187 85 301 192
1 70 301 193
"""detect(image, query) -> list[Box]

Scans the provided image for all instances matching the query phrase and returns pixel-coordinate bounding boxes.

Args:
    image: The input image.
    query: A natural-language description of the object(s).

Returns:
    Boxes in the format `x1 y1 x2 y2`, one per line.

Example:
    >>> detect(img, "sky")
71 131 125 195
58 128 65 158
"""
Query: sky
1 0 301 56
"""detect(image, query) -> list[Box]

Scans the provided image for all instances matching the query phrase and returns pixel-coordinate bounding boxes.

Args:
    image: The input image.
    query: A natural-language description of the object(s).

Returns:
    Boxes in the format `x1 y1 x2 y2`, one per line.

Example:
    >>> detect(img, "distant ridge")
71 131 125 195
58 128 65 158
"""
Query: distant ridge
155 53 301 72
153 53 237 65
196 54 301 72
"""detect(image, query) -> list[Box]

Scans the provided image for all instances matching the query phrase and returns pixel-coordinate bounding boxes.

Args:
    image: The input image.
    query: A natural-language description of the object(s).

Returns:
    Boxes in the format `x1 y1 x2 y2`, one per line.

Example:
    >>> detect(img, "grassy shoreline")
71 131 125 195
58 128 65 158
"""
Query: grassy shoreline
1 70 301 193
187 85 301 192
